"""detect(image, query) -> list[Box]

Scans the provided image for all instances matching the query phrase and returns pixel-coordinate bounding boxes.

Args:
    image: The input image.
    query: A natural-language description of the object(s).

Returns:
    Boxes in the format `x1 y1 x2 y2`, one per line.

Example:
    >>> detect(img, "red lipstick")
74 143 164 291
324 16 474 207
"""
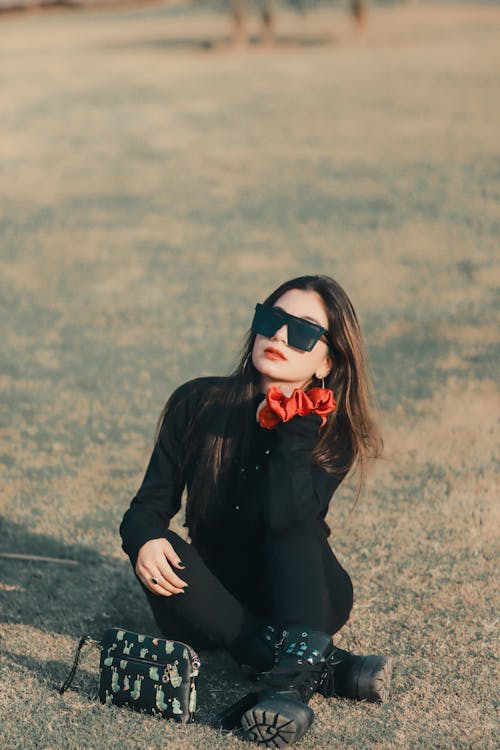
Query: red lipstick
264 346 287 361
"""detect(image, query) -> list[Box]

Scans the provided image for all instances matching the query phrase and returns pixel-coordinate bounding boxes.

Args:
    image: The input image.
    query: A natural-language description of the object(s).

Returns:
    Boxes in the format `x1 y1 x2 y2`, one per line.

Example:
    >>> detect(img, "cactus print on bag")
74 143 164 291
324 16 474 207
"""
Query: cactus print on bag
97 627 200 723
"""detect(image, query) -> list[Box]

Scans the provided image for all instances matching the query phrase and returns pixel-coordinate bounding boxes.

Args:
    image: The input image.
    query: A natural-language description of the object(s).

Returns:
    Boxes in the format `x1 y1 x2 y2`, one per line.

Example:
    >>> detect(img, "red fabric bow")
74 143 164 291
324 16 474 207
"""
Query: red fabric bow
258 385 337 430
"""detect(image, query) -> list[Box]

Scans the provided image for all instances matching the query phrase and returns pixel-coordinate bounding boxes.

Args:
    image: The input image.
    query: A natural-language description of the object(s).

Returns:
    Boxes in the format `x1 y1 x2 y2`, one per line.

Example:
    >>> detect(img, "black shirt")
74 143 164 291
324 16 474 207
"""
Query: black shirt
119 376 345 569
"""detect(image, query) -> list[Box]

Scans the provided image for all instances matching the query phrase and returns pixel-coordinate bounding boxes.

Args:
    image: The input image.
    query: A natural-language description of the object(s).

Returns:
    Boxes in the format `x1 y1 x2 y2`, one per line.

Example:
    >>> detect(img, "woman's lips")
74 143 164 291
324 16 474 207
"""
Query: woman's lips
264 347 286 361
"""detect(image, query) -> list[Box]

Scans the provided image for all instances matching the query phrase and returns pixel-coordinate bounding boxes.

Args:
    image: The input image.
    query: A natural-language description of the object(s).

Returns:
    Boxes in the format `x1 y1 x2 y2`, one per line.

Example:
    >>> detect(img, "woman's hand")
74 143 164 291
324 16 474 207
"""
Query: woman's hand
135 538 188 597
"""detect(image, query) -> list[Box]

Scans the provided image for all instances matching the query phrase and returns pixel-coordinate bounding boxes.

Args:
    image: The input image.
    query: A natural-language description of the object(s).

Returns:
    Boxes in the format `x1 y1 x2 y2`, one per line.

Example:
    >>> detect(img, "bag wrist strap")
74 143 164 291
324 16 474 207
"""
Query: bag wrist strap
59 635 102 695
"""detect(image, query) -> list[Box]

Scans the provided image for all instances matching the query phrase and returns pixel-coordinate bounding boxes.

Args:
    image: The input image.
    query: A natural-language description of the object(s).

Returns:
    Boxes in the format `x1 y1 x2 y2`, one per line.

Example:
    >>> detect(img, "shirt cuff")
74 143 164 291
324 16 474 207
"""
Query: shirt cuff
120 522 169 570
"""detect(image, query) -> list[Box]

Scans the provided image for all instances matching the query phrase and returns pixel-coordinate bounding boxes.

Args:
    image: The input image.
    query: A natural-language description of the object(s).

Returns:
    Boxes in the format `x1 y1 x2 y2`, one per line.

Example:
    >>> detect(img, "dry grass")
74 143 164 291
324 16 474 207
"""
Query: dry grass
0 3 499 749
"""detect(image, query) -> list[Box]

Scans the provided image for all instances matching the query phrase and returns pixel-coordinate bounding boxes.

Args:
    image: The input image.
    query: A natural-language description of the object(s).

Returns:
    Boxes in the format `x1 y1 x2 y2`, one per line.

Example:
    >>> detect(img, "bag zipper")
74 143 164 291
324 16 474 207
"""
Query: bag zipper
180 641 201 671
105 639 201 673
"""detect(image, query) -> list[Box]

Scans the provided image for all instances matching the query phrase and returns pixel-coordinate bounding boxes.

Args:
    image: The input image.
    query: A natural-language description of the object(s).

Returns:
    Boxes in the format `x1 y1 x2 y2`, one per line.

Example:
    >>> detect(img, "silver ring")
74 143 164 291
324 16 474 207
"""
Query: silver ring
151 576 160 585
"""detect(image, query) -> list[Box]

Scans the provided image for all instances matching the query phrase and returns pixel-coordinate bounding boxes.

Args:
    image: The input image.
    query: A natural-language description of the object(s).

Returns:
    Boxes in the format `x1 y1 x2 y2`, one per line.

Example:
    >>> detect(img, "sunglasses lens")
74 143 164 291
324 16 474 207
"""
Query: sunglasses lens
251 304 282 338
251 303 325 352
287 322 321 351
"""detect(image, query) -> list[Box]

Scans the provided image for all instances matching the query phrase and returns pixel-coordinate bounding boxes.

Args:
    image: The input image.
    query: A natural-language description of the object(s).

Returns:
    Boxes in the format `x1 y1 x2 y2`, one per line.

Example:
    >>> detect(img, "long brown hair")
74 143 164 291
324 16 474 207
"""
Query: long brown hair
154 274 383 548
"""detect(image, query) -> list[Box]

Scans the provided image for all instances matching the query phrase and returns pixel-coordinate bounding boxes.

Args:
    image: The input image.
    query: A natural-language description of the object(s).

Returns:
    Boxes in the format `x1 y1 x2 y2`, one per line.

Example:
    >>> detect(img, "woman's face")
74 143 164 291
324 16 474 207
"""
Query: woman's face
251 288 333 395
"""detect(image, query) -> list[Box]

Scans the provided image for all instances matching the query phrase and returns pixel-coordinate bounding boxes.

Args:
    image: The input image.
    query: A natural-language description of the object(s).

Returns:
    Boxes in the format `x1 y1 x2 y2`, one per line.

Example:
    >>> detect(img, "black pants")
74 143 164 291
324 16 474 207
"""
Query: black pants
135 519 353 655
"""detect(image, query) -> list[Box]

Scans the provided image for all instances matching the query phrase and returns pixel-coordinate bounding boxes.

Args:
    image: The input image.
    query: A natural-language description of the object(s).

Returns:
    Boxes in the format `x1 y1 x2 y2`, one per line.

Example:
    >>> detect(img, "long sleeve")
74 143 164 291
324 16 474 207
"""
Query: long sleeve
119 380 197 568
263 412 344 534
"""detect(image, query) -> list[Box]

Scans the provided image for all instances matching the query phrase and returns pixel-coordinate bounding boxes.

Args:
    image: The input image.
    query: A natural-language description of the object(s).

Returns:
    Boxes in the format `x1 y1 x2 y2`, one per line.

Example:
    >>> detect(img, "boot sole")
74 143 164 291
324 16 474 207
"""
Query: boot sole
356 655 393 702
212 691 261 731
241 696 314 747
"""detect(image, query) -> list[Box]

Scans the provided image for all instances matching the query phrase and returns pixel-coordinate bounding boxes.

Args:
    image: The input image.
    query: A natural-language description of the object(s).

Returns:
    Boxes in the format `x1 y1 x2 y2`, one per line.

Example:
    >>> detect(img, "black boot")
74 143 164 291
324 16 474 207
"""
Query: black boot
317 645 393 703
229 620 288 674
240 625 335 747
213 621 287 732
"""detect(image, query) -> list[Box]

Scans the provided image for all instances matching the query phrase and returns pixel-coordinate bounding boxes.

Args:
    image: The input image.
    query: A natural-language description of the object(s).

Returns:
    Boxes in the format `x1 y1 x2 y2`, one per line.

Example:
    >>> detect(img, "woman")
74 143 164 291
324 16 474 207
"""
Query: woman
119 274 392 746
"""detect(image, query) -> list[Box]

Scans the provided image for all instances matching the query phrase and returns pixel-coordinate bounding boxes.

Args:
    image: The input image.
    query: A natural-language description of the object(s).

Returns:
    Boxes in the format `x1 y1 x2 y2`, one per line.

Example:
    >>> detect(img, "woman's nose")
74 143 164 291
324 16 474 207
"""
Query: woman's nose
271 323 288 345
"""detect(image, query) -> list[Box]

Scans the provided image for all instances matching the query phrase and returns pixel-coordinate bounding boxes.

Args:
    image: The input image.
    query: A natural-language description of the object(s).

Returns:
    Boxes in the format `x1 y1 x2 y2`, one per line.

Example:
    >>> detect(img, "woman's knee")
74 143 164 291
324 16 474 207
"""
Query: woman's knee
136 575 219 650
325 566 354 634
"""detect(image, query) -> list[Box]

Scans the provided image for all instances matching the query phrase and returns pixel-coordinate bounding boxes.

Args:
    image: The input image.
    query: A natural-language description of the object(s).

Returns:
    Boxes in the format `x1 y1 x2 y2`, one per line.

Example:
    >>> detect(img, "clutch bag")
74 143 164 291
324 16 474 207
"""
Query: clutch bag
59 626 201 724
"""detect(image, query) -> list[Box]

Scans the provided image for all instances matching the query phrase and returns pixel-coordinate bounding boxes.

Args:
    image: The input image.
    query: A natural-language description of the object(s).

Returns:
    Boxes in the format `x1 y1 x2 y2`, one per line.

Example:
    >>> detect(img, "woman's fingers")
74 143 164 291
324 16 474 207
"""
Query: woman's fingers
162 540 186 570
149 571 184 596
135 538 189 596
147 572 173 596
140 556 188 596
155 559 188 594
141 558 187 594
149 562 188 594
140 565 183 596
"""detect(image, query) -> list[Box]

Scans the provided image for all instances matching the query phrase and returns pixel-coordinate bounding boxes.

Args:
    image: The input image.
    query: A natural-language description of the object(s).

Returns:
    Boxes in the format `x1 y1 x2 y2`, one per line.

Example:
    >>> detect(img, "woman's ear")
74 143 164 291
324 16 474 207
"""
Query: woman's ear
316 354 333 381
315 369 331 381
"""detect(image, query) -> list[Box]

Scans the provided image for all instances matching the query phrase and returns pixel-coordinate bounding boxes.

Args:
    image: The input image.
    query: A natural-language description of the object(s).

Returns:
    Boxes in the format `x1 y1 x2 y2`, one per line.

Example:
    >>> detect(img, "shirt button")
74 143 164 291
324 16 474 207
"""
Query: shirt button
255 465 260 471
235 505 240 510
264 449 270 455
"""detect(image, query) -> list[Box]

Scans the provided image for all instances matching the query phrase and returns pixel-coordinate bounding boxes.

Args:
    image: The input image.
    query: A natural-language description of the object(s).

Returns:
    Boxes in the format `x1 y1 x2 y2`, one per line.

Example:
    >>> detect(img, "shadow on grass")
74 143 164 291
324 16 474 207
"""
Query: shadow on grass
0 518 255 730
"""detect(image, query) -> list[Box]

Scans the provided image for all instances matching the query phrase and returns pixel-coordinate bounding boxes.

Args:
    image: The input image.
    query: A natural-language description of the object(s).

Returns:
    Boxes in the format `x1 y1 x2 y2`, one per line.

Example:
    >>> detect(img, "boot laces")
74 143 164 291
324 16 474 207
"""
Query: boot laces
296 668 324 702
256 661 324 702
317 648 343 692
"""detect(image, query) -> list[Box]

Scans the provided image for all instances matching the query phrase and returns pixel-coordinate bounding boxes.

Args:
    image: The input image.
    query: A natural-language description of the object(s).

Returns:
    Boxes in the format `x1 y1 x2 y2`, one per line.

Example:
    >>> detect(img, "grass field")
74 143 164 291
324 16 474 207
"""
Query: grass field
0 3 499 748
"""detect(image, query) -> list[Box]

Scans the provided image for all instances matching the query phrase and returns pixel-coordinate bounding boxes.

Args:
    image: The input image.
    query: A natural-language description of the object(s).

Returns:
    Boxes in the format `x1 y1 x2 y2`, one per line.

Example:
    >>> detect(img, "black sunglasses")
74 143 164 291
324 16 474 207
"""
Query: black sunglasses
251 302 331 352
